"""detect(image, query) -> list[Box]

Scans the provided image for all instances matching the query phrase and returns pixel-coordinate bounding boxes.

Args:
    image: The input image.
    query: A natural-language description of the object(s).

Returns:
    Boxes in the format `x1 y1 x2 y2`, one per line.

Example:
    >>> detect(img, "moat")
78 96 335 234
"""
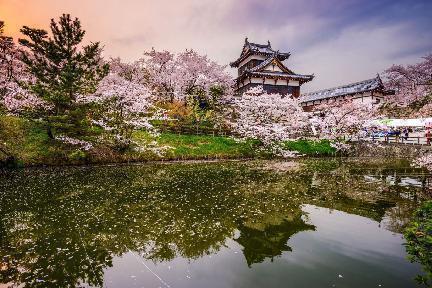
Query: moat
0 158 430 287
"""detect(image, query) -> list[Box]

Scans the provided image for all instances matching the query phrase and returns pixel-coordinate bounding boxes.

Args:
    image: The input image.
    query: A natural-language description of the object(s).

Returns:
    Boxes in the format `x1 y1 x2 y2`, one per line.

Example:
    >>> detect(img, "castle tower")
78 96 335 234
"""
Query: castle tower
230 38 314 97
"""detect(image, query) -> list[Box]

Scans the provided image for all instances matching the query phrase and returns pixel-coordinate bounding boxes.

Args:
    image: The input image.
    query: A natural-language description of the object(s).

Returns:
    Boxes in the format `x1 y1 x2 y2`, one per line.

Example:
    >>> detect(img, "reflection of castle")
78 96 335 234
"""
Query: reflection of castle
235 214 315 267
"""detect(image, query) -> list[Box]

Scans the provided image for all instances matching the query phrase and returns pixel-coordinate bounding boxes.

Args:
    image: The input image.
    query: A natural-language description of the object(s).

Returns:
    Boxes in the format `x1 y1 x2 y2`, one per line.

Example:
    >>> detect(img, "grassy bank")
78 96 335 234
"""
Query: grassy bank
0 115 336 167
283 139 336 156
0 116 259 167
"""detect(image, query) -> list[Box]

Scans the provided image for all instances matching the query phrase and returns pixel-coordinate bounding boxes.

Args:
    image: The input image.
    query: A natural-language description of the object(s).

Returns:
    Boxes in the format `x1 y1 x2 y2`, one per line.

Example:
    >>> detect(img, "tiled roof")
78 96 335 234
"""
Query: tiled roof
299 76 385 103
248 56 284 72
247 42 275 54
244 41 290 59
230 38 290 67
235 54 313 83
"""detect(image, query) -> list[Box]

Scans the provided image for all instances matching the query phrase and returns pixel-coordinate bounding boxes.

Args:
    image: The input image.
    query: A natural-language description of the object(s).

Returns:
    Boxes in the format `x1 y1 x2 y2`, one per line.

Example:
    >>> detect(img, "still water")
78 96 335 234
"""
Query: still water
0 158 430 288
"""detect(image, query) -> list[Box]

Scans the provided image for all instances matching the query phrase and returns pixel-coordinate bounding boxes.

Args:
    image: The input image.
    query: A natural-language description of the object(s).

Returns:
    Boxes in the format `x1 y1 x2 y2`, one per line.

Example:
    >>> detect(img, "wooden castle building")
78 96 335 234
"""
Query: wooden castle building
230 38 314 97
299 75 394 111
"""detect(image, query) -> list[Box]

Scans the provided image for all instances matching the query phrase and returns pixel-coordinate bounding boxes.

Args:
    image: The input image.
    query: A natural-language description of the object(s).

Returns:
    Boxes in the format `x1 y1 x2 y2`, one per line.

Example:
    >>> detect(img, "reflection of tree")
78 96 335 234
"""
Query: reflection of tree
235 212 315 267
0 164 307 287
382 202 420 233
301 158 430 229
0 158 429 287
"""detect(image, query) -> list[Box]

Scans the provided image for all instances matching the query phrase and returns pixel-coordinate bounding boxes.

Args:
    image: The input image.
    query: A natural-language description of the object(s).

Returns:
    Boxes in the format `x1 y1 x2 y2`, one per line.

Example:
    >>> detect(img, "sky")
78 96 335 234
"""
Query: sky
1 0 431 92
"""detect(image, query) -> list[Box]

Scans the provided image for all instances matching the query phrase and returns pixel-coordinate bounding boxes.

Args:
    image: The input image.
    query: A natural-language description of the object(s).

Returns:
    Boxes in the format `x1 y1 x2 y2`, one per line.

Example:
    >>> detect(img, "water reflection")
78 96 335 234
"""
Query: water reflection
0 158 429 287
235 213 315 267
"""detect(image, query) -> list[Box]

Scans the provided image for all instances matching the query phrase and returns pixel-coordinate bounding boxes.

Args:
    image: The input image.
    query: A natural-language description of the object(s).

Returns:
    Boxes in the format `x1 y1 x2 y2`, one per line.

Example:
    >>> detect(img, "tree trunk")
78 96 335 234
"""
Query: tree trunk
47 126 54 139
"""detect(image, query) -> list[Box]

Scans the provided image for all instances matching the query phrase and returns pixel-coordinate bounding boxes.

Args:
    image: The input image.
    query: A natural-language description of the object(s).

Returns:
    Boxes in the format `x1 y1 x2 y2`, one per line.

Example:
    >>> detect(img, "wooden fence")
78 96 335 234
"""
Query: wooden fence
157 124 234 137
354 135 431 146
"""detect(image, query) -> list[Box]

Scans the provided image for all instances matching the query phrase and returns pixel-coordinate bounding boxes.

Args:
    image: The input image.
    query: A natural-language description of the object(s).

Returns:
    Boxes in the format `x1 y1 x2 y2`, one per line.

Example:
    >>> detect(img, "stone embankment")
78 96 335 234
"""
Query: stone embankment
350 141 432 158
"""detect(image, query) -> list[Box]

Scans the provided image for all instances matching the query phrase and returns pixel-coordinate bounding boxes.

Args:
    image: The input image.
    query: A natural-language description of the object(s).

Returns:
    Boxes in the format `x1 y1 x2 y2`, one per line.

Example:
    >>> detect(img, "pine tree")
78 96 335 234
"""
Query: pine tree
18 14 109 138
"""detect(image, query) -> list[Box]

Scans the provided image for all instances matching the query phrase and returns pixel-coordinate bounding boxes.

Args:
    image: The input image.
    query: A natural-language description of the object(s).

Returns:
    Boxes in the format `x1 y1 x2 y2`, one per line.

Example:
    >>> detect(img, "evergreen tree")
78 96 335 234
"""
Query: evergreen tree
18 14 109 138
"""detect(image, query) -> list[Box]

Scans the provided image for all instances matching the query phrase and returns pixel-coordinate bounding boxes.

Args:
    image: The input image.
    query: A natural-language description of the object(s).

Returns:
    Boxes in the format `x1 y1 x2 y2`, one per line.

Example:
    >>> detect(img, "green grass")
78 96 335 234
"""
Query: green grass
133 131 258 160
283 139 336 156
0 115 335 167
1 115 259 167
0 115 57 166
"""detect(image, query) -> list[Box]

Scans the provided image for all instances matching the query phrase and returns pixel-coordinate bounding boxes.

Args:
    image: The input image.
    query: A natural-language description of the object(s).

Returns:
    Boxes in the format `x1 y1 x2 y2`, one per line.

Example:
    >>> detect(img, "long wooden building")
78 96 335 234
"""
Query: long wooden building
230 38 314 97
299 75 394 111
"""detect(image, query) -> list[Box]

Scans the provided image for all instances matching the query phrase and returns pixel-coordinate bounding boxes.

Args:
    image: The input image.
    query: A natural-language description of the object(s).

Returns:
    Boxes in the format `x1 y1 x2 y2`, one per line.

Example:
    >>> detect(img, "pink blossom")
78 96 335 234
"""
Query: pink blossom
0 28 50 113
230 86 310 144
55 135 93 151
310 99 379 142
384 54 432 106
142 49 233 102
413 153 432 171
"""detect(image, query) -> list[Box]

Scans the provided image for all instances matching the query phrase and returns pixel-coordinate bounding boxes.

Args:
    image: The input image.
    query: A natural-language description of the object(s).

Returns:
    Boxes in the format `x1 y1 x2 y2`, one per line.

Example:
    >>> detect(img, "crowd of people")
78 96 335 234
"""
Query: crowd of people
366 127 432 145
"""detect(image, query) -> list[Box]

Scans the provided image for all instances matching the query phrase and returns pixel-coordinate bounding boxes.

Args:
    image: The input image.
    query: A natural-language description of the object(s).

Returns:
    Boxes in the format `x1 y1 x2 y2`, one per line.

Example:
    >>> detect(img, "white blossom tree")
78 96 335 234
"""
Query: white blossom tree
0 21 46 113
142 49 233 104
414 153 432 172
85 59 158 149
384 54 432 108
230 86 311 145
142 49 177 101
310 100 379 149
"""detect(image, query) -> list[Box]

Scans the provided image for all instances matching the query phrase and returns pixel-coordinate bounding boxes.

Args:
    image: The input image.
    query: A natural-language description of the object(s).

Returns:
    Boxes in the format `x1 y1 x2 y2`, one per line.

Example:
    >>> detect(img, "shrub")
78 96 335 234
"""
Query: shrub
404 201 432 286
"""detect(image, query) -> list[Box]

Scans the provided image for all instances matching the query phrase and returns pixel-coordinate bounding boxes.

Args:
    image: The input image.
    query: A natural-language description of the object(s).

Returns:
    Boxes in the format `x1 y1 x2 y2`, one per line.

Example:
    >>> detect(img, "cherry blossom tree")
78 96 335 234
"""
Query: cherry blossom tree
1 21 48 162
230 86 311 145
416 103 432 117
384 54 432 108
174 50 232 98
142 49 233 108
1 21 51 117
86 58 165 150
413 153 432 172
142 49 177 101
0 20 14 104
310 99 379 147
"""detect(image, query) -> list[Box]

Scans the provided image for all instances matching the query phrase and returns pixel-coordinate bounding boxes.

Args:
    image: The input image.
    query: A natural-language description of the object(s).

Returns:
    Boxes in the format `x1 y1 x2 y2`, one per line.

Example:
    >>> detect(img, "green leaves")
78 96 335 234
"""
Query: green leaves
17 14 109 138
404 201 432 286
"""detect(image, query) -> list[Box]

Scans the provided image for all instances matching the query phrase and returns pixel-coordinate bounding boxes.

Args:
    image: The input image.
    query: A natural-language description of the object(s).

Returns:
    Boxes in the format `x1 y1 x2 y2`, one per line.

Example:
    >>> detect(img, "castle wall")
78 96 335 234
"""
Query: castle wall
237 83 298 96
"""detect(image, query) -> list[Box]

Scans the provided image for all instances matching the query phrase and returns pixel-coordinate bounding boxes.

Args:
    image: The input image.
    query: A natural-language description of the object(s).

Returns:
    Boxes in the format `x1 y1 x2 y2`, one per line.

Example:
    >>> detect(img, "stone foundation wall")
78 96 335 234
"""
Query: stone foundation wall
350 142 432 158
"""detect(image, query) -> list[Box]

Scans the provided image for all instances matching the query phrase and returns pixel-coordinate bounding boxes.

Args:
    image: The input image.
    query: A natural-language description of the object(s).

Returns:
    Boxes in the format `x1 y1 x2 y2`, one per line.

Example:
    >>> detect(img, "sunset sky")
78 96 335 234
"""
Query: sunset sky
1 0 431 92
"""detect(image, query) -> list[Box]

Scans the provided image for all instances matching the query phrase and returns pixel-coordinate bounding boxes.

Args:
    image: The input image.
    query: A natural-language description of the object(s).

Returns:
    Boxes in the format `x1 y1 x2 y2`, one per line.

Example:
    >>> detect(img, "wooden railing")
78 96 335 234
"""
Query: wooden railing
365 135 431 146
157 124 233 137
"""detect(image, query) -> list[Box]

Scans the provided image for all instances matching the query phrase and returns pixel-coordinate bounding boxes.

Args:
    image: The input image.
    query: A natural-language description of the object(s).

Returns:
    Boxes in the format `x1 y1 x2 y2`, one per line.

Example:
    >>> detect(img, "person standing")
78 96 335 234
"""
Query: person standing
426 129 431 145
403 127 409 141
395 128 401 143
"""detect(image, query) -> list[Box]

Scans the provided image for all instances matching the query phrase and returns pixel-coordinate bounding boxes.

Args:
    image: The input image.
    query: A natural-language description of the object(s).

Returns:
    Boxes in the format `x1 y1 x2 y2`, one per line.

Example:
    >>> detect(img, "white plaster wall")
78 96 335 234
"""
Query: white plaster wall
288 80 299 86
301 94 388 107
264 78 275 85
250 77 263 84
253 78 290 86
263 63 284 72
241 77 298 87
